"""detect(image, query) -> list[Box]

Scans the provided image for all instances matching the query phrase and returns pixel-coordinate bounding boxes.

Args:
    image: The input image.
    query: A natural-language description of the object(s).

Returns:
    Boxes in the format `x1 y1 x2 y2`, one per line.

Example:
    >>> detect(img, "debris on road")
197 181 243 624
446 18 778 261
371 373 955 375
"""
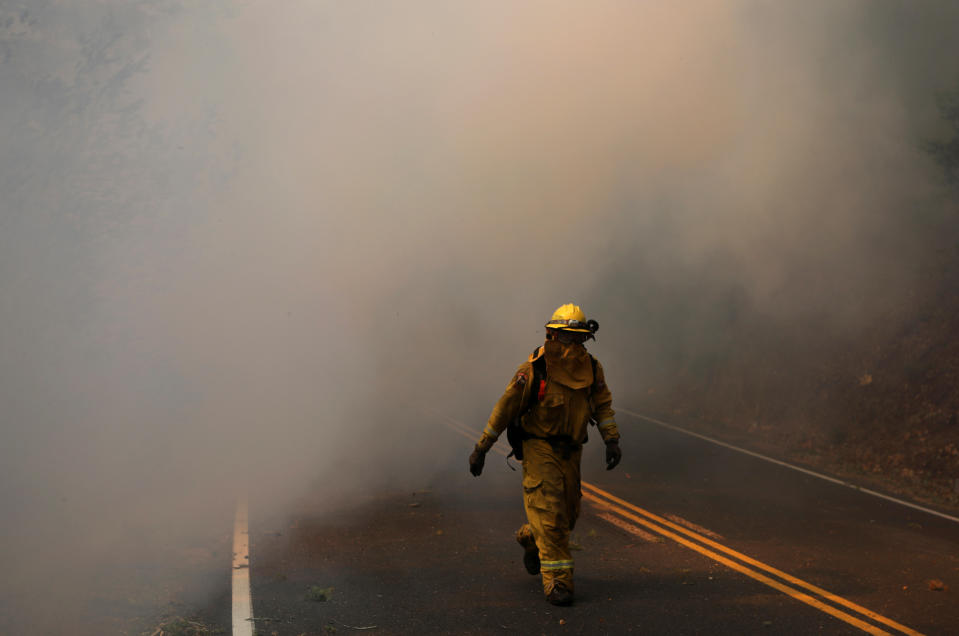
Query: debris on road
307 586 335 602
329 618 377 630
146 616 219 635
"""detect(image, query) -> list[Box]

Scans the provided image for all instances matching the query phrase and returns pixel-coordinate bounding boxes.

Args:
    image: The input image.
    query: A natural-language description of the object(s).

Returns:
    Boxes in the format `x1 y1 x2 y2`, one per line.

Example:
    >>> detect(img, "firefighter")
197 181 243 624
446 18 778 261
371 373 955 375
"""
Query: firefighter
468 303 622 606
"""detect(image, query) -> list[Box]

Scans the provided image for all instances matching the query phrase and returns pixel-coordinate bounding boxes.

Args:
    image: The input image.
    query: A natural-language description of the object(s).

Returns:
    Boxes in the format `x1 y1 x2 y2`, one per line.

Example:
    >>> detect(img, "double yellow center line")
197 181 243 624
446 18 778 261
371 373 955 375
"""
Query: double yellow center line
435 410 923 636
582 482 921 636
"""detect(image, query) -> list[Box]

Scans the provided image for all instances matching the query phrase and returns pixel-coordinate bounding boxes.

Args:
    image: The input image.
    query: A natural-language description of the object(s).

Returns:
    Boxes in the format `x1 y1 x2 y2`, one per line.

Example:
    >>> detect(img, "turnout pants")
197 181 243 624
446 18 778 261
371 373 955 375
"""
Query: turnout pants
517 438 582 595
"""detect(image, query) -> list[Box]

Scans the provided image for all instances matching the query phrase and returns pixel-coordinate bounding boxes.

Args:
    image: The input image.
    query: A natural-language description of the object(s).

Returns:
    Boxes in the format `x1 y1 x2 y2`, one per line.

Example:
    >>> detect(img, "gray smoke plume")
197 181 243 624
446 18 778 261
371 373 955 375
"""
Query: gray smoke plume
2 1 958 631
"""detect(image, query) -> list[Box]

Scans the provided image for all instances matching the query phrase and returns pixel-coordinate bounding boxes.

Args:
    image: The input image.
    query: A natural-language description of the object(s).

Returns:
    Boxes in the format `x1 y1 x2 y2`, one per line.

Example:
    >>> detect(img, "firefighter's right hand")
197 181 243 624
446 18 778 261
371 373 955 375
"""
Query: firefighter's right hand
469 447 487 476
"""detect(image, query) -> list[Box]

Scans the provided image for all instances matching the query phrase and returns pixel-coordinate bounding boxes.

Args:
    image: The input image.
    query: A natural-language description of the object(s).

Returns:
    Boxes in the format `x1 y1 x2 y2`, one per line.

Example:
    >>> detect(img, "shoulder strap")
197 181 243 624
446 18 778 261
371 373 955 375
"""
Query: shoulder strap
531 355 547 406
589 355 598 391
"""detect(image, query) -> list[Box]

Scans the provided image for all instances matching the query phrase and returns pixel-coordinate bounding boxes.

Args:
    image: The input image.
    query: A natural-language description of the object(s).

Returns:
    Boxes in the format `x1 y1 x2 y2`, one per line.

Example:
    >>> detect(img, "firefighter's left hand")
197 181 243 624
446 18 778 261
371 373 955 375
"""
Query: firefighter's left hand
605 440 622 470
469 447 487 476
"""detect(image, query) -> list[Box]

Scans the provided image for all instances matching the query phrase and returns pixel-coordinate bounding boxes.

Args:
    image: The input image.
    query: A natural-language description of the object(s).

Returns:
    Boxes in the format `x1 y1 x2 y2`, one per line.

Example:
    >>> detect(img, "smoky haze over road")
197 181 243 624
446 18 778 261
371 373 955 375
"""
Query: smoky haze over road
243 413 957 634
2 1 959 632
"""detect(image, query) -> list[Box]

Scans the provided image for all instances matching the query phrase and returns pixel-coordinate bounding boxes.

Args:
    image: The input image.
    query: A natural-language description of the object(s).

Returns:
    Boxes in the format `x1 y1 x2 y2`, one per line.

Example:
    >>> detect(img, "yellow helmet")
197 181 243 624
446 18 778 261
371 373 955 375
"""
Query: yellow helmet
545 303 596 333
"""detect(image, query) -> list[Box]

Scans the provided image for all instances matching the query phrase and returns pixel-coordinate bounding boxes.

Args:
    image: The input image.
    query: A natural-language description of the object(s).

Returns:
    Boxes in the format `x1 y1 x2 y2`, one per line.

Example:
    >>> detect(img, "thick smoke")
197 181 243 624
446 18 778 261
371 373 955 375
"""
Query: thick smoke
2 0 958 631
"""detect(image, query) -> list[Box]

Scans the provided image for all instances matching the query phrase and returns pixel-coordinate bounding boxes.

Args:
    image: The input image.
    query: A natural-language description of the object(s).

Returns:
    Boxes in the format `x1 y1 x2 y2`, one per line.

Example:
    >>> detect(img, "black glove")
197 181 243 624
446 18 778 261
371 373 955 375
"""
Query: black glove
605 440 622 471
469 447 487 476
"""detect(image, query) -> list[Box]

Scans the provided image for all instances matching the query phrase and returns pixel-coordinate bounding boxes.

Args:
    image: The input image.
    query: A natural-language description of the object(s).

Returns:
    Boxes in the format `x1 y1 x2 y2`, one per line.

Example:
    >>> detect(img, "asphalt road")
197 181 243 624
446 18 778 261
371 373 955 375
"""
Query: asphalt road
238 410 958 635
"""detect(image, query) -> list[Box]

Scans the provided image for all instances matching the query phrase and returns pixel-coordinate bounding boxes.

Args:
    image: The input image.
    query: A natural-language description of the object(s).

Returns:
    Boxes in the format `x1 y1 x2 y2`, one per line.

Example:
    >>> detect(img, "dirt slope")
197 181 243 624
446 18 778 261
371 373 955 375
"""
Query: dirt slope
644 244 959 512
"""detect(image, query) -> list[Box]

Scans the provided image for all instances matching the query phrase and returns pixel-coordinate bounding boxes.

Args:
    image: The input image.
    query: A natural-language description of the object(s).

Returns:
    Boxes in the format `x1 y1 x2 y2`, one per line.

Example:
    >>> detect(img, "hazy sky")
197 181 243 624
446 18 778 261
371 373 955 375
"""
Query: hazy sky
2 0 959 630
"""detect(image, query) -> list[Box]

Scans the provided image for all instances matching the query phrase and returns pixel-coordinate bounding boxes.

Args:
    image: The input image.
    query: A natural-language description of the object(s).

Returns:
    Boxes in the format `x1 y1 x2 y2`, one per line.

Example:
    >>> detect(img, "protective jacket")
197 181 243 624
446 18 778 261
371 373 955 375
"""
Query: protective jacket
475 339 620 452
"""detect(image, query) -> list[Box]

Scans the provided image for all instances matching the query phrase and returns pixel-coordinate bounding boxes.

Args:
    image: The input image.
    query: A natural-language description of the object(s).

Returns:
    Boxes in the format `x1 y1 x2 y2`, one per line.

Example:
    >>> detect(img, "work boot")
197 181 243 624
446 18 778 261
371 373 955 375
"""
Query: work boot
523 546 540 575
516 526 540 575
547 585 573 606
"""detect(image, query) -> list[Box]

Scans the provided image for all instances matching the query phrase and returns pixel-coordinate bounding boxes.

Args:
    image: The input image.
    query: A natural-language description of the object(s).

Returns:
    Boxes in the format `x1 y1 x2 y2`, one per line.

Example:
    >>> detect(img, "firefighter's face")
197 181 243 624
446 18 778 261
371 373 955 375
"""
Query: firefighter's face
549 329 590 345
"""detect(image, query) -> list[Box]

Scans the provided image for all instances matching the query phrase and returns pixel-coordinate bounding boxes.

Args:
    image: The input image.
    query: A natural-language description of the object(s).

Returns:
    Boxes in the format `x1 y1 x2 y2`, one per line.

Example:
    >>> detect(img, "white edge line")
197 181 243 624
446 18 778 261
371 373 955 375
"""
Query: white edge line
232 494 254 636
620 408 959 526
434 410 919 636
433 408 922 636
